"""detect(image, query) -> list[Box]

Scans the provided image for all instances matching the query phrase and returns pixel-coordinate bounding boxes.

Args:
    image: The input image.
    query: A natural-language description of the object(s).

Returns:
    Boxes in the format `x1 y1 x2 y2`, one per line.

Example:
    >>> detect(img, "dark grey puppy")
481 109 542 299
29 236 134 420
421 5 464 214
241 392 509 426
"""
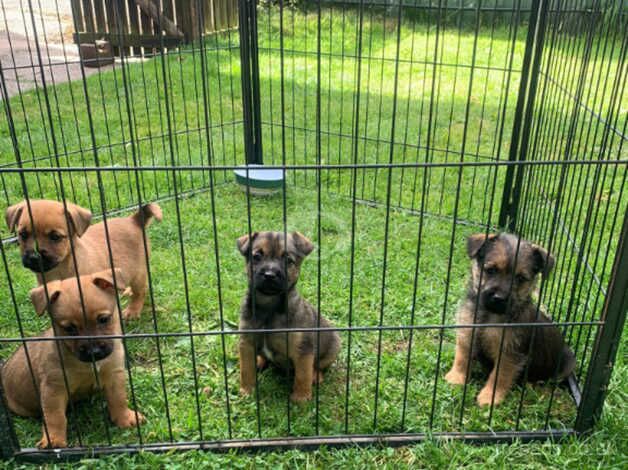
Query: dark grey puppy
445 232 576 406
237 231 341 402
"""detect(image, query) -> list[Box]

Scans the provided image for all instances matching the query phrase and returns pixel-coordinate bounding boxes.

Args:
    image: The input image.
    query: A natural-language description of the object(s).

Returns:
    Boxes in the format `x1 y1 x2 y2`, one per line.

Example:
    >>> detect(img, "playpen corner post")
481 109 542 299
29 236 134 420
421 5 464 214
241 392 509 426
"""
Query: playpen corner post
238 0 263 165
575 208 628 433
498 0 549 231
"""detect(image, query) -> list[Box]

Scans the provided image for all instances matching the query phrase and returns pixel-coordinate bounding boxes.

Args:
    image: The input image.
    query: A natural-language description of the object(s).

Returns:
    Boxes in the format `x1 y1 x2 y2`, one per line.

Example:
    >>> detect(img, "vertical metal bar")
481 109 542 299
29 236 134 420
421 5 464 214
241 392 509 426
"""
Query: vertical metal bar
0 367 20 459
498 0 549 230
575 208 628 433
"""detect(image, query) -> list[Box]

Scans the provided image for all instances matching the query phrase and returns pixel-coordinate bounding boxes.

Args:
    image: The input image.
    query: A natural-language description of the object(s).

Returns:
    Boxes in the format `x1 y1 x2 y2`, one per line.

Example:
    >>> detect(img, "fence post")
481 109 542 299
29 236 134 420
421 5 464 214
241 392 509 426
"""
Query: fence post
238 0 263 165
498 0 549 231
575 209 628 432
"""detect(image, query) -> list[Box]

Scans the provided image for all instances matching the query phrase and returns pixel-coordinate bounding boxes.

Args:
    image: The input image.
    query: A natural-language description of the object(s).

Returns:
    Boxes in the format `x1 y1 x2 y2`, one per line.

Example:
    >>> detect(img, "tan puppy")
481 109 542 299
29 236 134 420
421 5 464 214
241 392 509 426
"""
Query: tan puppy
0 270 145 448
5 199 162 319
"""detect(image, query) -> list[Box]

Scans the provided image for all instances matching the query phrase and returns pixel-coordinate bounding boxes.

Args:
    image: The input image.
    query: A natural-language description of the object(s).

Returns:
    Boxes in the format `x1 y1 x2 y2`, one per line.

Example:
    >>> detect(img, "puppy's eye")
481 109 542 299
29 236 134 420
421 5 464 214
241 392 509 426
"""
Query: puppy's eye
19 230 29 241
485 267 498 276
97 314 111 326
515 274 528 283
48 232 63 242
62 324 78 336
286 257 295 265
252 251 263 262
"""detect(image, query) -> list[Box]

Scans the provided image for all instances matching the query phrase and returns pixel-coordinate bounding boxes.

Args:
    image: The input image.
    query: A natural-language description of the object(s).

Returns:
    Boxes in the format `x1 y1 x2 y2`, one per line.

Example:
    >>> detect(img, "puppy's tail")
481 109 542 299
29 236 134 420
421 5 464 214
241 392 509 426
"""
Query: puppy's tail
557 346 576 381
132 203 163 228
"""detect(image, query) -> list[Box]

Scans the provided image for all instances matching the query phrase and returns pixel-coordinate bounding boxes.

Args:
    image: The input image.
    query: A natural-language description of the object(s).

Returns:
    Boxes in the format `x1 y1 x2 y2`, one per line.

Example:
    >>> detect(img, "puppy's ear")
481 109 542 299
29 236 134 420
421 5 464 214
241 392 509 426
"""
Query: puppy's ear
93 268 126 293
531 244 556 279
5 202 25 233
467 233 496 259
30 283 61 316
65 202 92 237
291 231 314 258
237 232 258 256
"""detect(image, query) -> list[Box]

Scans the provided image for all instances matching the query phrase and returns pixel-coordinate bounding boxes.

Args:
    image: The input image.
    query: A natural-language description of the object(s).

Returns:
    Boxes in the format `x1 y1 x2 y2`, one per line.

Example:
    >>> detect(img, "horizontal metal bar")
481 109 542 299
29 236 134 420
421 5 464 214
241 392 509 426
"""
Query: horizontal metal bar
0 320 606 344
73 32 183 48
0 121 243 171
0 184 229 245
257 47 523 75
0 45 241 72
13 429 578 463
0 159 626 174
260 121 499 162
538 71 628 142
351 196 495 228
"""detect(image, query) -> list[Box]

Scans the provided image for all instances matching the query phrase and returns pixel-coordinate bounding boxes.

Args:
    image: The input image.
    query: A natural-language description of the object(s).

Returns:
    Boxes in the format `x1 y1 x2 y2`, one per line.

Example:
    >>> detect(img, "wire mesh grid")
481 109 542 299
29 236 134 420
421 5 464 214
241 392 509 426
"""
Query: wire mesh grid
0 0 626 461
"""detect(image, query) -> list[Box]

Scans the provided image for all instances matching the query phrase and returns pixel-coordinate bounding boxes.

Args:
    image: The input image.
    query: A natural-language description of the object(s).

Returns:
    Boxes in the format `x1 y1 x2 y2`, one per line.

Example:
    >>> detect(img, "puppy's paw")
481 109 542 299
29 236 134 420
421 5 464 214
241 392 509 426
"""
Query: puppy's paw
122 307 141 320
476 387 505 407
256 355 268 370
290 390 312 403
239 385 253 397
112 408 146 428
37 434 67 449
312 370 324 385
445 368 467 385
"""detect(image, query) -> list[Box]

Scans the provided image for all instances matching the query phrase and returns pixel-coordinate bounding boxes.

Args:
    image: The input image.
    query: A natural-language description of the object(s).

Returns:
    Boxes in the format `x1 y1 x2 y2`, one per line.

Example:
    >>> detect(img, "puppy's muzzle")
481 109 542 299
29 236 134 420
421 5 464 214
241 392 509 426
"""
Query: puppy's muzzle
253 267 286 294
76 342 113 362
481 290 509 314
22 250 57 273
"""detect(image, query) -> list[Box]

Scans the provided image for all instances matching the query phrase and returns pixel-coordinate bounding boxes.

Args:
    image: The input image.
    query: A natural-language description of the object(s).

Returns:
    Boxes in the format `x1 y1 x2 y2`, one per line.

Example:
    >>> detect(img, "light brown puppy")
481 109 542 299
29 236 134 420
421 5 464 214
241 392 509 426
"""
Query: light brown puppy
0 270 145 448
5 199 162 319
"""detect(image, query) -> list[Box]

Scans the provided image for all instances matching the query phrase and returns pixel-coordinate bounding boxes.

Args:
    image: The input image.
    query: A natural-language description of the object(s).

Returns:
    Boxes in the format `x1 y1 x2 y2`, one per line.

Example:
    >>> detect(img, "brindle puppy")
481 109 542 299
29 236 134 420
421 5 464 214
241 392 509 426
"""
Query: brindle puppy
237 231 341 402
445 233 575 407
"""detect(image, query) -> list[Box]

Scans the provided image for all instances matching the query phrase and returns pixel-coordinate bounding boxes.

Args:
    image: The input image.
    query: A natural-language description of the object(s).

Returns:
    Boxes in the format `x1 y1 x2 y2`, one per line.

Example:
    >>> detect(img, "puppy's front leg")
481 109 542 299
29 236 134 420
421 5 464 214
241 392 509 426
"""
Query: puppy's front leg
445 328 473 385
291 353 314 402
123 282 146 320
38 384 69 448
103 368 145 428
239 336 256 396
476 357 524 407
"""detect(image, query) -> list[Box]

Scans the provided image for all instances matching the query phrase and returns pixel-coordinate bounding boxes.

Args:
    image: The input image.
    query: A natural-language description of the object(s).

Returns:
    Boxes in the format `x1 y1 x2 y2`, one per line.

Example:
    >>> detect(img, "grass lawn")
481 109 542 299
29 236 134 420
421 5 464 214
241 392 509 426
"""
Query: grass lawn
0 4 626 468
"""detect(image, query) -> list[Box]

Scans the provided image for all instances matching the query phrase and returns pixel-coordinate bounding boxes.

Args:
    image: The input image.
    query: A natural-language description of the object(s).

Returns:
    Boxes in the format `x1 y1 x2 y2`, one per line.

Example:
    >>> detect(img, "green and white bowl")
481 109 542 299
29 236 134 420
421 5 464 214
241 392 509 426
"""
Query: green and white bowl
234 164 284 196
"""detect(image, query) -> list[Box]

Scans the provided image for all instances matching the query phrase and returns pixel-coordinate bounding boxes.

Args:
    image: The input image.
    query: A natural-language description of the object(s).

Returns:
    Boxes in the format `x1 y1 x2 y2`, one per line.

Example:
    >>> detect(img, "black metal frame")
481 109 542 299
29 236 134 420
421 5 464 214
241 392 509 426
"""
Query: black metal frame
0 0 626 462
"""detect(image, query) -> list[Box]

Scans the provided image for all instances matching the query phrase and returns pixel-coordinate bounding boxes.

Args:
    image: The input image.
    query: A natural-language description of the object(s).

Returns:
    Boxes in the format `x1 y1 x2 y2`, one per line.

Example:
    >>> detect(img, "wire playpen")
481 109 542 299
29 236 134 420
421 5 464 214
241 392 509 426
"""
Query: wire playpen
0 0 626 461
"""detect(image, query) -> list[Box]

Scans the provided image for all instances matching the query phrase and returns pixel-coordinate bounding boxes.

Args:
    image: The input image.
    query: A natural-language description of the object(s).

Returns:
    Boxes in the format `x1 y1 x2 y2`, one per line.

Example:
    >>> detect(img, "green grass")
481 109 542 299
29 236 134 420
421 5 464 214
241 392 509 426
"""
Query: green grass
0 4 626 468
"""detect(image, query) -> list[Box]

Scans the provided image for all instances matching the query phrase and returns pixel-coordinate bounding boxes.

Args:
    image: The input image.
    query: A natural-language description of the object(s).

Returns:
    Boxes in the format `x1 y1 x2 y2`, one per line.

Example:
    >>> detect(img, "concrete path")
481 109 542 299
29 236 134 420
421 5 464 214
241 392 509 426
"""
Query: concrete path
0 0 112 98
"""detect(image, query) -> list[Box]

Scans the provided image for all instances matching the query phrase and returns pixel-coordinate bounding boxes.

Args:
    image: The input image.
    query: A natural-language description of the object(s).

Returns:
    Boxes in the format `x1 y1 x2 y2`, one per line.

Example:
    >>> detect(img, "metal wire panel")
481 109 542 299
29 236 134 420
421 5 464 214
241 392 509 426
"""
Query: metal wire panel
0 0 626 461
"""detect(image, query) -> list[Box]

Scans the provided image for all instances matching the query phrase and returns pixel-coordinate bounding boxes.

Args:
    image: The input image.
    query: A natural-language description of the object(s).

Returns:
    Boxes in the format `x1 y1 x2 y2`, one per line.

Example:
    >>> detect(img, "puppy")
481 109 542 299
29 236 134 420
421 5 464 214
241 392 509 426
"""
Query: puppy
0 269 145 448
445 233 576 407
237 231 341 402
5 199 162 319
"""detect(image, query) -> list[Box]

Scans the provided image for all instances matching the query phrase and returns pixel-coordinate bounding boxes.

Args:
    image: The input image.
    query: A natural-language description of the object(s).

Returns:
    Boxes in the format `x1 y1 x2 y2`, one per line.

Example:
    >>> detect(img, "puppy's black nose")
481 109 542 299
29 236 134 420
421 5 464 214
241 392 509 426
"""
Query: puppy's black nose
263 270 278 280
491 292 508 302
78 342 111 362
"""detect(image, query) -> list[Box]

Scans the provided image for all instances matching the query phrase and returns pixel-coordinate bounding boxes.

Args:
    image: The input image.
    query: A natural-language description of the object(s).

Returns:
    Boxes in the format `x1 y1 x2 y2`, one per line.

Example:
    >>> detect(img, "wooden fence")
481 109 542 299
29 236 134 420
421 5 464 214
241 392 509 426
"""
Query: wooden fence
71 0 239 57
